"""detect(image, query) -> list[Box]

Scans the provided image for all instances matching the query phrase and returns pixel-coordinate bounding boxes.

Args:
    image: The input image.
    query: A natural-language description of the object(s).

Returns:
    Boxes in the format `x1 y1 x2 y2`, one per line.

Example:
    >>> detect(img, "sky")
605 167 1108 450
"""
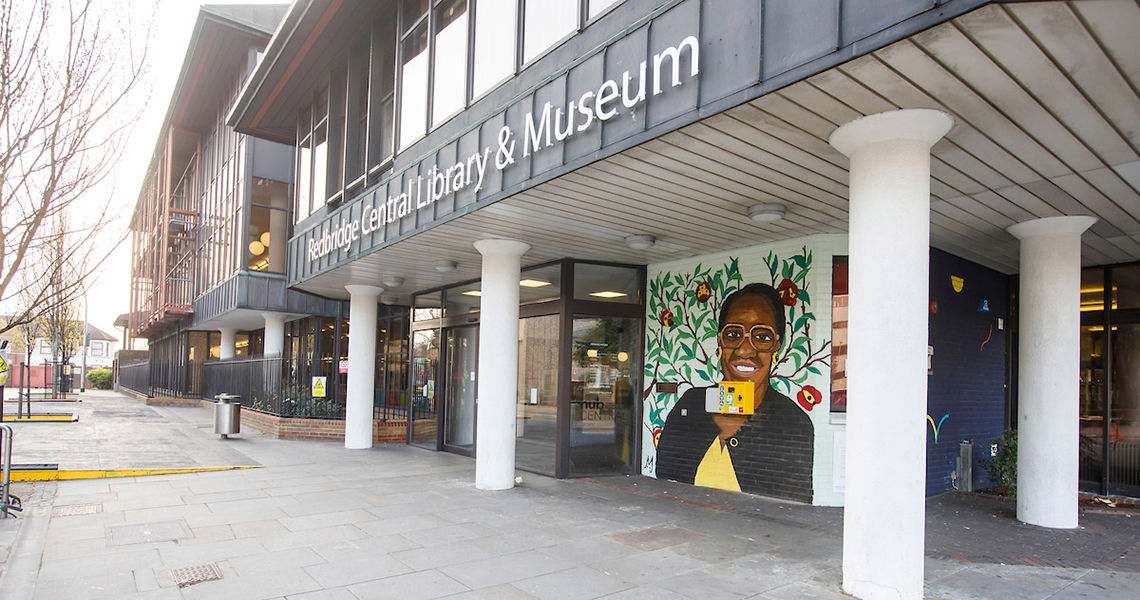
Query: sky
82 0 289 344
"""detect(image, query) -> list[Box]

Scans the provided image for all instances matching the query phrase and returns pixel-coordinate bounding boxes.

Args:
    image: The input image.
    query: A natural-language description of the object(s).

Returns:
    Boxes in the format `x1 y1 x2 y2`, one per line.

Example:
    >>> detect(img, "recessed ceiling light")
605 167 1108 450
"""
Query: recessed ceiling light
519 279 551 288
590 291 627 299
462 290 482 297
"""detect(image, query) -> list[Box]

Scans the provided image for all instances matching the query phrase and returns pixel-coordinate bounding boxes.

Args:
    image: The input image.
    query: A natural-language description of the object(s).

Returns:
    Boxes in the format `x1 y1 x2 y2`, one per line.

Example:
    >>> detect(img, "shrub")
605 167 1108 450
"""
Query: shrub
983 428 1017 494
86 368 113 390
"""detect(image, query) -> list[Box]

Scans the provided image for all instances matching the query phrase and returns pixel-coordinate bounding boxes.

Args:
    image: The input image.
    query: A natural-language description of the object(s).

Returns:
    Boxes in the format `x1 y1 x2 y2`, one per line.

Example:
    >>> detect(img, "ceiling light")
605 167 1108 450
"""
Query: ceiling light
519 279 551 288
462 290 482 297
249 240 265 256
434 260 457 273
587 349 598 358
590 291 627 299
382 275 405 288
625 234 655 250
749 203 787 223
380 294 399 305
260 231 271 246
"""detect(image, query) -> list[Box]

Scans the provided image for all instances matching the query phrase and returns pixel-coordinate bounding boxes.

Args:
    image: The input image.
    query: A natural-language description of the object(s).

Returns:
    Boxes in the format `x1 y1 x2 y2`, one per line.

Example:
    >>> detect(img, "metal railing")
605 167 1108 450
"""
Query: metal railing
119 361 151 396
1 424 21 518
205 355 345 420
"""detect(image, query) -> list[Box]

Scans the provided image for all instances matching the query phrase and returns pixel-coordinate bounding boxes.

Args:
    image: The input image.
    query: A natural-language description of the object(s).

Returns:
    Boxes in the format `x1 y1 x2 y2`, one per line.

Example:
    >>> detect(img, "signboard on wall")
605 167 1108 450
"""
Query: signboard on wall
311 376 327 398
0 351 9 386
339 360 348 374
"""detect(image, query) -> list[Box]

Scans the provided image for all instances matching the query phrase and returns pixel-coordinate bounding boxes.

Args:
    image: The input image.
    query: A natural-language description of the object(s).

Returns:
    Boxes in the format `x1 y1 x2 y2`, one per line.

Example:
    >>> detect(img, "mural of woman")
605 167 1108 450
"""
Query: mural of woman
655 283 815 503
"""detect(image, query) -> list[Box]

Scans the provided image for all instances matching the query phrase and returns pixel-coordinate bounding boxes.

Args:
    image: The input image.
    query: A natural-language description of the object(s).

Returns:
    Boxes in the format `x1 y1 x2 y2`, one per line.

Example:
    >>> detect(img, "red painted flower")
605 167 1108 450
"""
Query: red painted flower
653 427 663 447
660 309 674 327
777 278 799 306
695 281 712 303
797 385 822 411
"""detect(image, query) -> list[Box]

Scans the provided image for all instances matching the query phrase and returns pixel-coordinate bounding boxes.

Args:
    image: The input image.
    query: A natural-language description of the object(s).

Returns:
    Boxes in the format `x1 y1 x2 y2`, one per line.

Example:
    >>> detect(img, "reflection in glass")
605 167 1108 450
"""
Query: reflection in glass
312 125 328 211
574 263 641 303
523 0 576 64
411 329 439 448
570 316 639 475
472 0 516 97
516 315 560 475
1114 265 1140 311
414 291 442 321
588 0 621 19
432 0 467 127
444 327 478 449
444 281 481 315
399 24 429 150
297 137 311 221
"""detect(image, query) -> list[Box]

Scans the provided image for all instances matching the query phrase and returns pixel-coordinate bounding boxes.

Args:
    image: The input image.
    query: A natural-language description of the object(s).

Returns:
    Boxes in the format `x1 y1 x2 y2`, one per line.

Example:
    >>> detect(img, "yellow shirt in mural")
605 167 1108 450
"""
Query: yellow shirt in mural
694 437 741 492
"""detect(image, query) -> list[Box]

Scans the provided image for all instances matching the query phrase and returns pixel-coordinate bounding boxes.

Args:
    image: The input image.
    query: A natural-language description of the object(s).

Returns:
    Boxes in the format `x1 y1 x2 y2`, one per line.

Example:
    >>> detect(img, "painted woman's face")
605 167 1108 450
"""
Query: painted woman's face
718 295 780 393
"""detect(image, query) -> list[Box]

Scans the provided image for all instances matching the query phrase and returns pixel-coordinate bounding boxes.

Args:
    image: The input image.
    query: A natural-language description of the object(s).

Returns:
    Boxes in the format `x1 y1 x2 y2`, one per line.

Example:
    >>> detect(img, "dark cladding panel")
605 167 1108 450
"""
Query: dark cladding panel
428 142 459 223
762 0 839 79
602 26 650 147
696 0 761 103
502 96 534 190
476 112 506 203
840 0 929 46
529 77 568 179
564 53 605 164
454 128 482 210
250 138 294 183
645 0 699 129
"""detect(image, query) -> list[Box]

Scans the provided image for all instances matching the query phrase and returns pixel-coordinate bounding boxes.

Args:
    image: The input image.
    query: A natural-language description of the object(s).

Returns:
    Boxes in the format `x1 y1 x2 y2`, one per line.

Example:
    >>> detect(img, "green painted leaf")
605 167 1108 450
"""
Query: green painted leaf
792 254 806 269
799 290 811 306
792 269 807 284
807 365 822 376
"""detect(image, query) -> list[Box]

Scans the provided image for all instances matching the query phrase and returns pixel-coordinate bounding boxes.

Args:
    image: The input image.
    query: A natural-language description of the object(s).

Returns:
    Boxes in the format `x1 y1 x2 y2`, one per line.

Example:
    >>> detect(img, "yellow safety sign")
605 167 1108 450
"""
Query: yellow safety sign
311 376 327 398
0 353 8 386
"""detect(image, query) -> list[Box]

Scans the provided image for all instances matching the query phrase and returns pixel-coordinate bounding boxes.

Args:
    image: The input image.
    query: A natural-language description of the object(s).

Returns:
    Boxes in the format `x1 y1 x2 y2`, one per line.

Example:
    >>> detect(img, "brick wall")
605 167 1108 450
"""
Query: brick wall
240 408 410 443
927 248 1009 496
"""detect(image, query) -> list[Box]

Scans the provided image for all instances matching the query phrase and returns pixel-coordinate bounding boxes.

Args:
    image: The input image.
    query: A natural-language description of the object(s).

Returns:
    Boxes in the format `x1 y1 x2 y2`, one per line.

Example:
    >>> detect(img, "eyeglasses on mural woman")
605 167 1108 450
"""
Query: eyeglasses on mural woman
654 283 814 502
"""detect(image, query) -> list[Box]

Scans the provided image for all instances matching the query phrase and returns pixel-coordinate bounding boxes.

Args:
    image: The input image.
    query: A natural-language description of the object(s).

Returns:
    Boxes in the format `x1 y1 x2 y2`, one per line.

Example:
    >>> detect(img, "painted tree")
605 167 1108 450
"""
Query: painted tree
0 0 151 335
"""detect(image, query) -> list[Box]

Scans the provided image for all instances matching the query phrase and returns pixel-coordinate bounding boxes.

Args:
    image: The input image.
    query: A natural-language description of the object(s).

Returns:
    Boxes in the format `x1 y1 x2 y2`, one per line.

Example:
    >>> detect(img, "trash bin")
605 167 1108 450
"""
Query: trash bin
214 393 241 439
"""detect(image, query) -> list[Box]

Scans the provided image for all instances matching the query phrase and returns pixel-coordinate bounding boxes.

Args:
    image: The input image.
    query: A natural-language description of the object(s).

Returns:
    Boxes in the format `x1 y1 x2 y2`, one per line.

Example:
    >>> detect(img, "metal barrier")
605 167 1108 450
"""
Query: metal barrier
0 424 21 518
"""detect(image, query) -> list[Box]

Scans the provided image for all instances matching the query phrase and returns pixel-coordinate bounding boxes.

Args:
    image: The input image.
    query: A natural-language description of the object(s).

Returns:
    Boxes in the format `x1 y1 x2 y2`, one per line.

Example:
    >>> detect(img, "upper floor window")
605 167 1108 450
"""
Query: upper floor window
522 0 577 64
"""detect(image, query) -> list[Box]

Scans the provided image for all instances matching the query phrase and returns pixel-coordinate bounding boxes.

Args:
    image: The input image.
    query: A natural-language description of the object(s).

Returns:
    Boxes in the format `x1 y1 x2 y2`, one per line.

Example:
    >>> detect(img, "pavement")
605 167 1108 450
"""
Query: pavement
0 390 1133 600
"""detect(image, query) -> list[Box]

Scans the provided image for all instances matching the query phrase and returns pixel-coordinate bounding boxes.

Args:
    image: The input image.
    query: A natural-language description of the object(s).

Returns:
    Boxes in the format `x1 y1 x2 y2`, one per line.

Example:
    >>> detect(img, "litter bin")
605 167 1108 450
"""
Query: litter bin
214 393 241 439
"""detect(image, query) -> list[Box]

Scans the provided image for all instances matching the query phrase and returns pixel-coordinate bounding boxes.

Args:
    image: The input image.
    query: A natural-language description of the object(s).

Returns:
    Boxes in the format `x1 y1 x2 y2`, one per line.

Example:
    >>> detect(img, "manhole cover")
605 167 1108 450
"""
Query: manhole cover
55 505 99 517
170 563 222 588
110 521 187 546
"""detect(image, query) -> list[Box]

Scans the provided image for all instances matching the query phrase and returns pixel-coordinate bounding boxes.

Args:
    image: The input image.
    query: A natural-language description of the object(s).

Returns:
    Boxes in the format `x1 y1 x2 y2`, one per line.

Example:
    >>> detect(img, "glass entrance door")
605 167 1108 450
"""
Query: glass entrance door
569 316 639 476
444 326 478 454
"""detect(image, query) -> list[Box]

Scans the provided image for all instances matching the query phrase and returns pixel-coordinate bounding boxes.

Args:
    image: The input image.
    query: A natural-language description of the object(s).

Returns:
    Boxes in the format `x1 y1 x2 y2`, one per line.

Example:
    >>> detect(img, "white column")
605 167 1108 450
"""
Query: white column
262 313 286 356
344 284 382 449
474 238 530 491
219 327 237 360
1007 216 1095 529
830 109 953 600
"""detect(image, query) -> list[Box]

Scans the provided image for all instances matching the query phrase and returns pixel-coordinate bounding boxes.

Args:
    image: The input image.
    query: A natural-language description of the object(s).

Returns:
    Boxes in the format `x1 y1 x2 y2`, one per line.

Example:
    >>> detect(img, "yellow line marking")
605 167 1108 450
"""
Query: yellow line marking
6 398 81 402
9 465 263 482
1 414 78 422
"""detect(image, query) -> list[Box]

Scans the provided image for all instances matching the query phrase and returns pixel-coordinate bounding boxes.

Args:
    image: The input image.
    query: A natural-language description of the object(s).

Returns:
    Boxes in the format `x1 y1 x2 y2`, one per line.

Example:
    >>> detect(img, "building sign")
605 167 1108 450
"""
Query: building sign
339 360 348 374
311 376 327 398
304 35 700 266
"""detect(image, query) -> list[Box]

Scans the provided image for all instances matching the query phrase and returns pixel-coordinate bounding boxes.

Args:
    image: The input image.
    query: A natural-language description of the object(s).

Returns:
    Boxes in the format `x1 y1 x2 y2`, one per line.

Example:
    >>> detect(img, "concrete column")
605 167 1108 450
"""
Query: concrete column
830 109 953 600
344 284 383 450
1007 216 1096 528
473 238 530 491
219 327 237 360
262 313 286 356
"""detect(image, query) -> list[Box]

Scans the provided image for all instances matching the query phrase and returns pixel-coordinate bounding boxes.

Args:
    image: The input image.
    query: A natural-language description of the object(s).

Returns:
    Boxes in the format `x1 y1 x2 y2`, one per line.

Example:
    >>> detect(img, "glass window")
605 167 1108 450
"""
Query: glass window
368 11 397 171
570 316 639 475
573 263 640 304
1082 268 1107 314
432 0 468 127
472 0 516 98
411 328 440 448
399 22 429 150
830 257 848 412
520 263 561 306
444 281 481 315
588 0 621 19
1113 265 1140 311
516 314 560 476
311 124 328 212
523 0 577 64
414 291 443 321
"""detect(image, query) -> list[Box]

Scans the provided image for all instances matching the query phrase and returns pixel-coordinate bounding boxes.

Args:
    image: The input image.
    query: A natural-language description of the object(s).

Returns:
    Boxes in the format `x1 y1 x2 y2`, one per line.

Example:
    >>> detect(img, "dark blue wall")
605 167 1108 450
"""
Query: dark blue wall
926 249 1009 496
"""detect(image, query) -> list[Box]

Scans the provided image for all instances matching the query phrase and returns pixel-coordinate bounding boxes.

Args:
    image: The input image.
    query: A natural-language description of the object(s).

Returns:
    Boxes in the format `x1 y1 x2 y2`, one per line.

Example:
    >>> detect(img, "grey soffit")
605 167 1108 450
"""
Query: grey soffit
297 1 1140 300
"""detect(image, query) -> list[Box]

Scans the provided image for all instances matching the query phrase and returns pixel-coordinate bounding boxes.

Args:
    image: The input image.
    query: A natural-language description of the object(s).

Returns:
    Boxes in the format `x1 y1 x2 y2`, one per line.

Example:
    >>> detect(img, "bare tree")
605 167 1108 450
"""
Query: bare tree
0 0 151 335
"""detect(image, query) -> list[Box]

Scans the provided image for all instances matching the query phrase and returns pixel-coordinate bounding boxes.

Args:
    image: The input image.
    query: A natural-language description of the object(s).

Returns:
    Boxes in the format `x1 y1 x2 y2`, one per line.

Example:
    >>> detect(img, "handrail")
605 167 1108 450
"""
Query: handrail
0 424 21 518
